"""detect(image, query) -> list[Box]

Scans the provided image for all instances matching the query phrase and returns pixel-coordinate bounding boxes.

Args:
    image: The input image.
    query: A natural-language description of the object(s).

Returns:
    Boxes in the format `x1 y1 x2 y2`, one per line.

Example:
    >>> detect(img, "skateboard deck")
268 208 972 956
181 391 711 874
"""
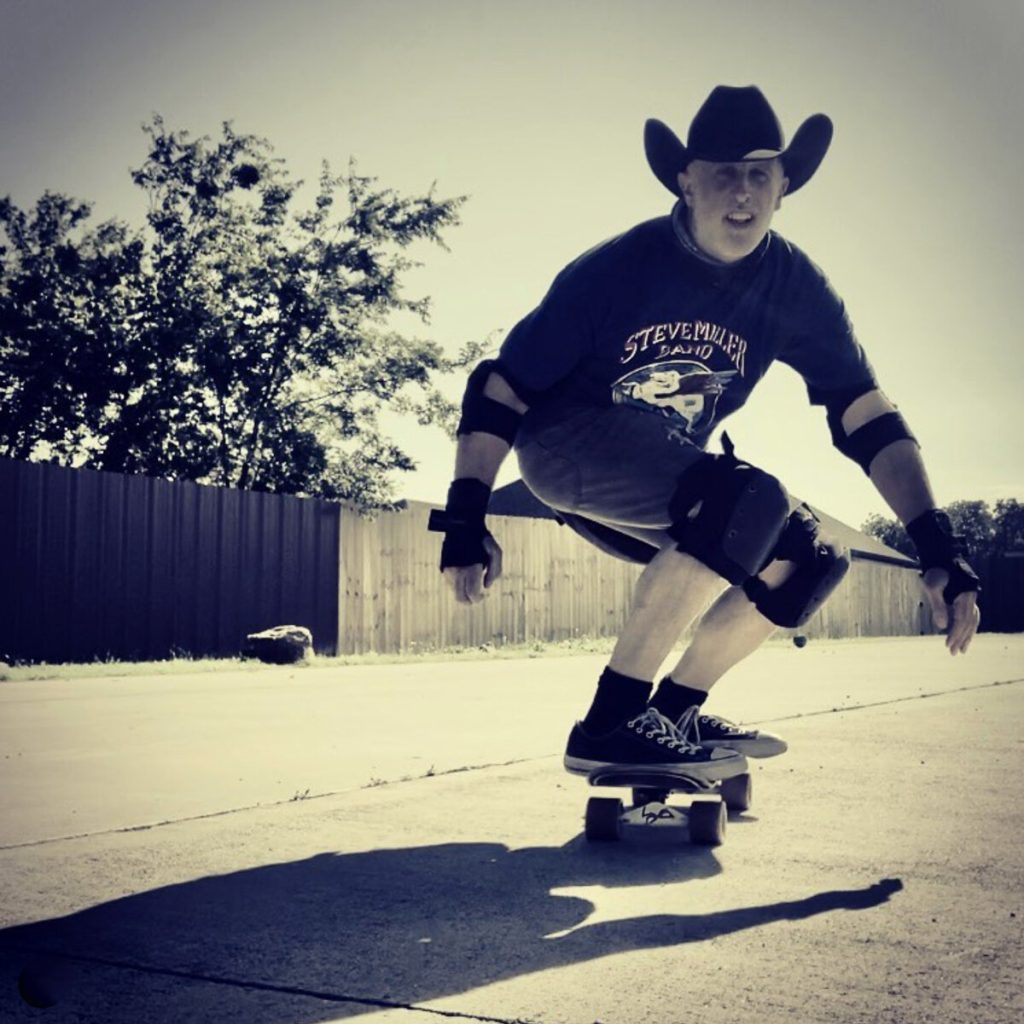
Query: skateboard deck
583 766 752 845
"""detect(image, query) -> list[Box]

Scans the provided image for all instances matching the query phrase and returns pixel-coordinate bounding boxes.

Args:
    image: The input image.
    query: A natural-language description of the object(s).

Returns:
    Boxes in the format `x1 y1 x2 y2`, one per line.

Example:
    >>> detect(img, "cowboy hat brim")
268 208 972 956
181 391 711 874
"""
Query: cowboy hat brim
644 113 833 196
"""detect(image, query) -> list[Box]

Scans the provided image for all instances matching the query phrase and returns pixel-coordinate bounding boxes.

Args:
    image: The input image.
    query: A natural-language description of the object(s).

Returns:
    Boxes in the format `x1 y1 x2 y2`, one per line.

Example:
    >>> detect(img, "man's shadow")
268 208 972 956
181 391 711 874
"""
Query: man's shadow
0 838 902 1022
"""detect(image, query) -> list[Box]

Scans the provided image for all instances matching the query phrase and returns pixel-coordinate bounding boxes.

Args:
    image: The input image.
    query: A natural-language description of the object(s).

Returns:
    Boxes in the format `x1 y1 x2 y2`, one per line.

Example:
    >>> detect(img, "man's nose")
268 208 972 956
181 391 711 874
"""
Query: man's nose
732 178 752 201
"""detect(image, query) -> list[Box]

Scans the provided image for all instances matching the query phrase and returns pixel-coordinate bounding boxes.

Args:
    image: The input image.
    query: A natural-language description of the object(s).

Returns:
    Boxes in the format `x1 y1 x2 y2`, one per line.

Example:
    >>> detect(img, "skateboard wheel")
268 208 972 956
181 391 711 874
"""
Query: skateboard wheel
585 797 624 842
688 799 726 846
719 772 752 813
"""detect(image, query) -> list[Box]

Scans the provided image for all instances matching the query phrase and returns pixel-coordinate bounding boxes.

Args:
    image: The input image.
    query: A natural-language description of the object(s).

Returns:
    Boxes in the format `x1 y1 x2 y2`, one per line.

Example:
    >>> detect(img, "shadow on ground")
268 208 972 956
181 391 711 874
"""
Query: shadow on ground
1 839 902 1021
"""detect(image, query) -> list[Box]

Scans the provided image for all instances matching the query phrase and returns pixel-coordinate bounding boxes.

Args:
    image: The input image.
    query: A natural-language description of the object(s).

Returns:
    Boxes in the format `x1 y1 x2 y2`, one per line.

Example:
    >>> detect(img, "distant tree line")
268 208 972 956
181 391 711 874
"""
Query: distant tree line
863 499 1024 562
0 117 485 508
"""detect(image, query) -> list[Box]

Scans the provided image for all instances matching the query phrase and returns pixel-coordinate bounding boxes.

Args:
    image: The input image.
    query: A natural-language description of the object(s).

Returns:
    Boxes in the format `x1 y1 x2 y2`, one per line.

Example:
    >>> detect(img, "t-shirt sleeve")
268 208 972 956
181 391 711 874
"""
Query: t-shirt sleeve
496 247 609 402
776 257 878 407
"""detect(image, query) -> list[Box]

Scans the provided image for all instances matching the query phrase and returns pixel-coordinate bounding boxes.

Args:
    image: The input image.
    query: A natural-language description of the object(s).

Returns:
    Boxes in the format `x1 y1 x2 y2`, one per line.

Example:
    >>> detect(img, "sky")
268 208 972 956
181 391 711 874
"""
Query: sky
2 0 1022 528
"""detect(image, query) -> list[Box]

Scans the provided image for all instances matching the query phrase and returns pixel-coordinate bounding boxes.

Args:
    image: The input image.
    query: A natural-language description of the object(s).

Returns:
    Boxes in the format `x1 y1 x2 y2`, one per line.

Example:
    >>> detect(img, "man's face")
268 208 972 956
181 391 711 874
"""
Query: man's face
676 159 789 263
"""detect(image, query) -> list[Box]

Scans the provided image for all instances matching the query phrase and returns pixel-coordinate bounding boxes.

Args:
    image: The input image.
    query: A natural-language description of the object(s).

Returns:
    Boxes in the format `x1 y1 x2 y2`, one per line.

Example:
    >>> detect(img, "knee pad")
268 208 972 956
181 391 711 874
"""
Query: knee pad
743 505 851 627
667 454 790 584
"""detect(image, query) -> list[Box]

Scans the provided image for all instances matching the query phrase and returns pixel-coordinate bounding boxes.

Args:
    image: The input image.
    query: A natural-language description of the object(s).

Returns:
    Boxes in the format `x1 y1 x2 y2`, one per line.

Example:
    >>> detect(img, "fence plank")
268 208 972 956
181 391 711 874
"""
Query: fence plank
976 553 1024 632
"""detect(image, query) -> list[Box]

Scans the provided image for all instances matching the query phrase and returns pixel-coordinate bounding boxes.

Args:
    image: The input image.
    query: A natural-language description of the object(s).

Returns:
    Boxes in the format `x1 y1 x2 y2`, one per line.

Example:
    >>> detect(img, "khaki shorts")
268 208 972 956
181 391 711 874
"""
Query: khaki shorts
515 402 710 553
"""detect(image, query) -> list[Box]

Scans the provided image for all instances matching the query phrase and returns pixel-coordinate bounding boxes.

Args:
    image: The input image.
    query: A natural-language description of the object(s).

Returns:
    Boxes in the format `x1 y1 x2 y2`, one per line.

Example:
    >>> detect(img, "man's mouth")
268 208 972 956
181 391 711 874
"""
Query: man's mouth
725 211 756 226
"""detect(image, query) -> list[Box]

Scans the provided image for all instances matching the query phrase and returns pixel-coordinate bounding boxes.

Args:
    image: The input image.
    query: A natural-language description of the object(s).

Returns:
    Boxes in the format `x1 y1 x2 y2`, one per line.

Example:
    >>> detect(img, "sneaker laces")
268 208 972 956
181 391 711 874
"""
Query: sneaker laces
677 706 747 741
676 705 701 742
626 707 703 754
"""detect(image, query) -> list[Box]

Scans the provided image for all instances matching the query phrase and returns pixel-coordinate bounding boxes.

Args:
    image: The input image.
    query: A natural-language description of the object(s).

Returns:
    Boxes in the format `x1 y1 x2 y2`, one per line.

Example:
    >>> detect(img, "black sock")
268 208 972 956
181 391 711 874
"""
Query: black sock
581 667 652 734
649 677 709 723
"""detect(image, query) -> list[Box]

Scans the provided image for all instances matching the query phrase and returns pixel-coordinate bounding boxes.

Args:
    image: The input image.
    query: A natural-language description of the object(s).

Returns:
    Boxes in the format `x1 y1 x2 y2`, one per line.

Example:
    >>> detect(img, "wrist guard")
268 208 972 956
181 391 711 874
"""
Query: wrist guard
427 479 494 570
906 510 981 603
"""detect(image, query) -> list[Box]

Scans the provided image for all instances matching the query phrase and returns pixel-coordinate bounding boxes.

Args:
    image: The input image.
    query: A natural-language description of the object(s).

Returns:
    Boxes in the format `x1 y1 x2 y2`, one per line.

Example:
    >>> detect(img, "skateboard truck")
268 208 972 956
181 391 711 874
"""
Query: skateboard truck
583 767 752 845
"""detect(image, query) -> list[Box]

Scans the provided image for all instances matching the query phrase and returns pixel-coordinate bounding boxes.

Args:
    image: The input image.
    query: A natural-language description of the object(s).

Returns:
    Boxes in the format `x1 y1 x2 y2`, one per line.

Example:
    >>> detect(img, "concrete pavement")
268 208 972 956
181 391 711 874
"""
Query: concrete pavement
1 635 1022 1023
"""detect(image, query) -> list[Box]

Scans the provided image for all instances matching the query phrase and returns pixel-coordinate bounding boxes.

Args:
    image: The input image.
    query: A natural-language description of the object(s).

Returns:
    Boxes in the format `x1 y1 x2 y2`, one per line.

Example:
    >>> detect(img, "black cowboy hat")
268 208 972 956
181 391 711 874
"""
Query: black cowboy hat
644 85 833 196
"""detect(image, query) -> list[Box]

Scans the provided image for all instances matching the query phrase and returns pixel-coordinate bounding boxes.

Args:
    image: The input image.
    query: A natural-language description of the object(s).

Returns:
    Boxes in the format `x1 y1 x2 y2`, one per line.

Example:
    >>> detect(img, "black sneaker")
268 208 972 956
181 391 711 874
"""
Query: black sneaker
564 707 747 782
676 706 788 758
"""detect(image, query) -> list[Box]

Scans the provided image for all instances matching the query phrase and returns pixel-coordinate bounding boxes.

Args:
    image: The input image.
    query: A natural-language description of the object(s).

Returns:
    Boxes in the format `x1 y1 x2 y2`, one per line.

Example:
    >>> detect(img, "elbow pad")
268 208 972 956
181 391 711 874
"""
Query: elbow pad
836 412 917 474
817 388 917 473
457 360 524 446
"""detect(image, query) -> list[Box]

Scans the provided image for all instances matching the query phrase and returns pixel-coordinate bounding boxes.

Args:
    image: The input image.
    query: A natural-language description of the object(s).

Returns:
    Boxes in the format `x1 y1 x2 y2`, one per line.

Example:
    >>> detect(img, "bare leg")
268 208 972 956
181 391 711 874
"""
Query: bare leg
666 560 797 693
608 546 729 681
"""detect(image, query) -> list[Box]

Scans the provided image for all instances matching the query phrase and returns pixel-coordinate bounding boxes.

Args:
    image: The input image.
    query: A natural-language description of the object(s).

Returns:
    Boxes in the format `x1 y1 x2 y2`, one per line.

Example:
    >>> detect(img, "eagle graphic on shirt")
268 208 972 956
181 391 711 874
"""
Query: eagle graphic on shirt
611 360 736 435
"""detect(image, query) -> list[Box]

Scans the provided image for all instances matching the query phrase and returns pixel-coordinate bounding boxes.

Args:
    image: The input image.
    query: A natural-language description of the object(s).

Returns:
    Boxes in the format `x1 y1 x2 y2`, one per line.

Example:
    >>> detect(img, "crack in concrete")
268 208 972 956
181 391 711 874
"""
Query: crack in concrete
0 757 547 851
756 677 1024 726
4 679 1020 852
7 946 542 1023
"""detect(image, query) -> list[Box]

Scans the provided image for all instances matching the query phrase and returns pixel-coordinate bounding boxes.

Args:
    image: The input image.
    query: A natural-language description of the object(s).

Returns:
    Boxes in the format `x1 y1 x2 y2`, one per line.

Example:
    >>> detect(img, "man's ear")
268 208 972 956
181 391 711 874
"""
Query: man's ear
775 176 790 211
676 170 693 206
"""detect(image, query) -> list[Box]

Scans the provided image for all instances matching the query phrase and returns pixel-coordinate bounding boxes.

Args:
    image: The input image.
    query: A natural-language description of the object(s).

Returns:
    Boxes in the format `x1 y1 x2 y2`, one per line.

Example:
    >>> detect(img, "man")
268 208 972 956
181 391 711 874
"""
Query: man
429 86 980 781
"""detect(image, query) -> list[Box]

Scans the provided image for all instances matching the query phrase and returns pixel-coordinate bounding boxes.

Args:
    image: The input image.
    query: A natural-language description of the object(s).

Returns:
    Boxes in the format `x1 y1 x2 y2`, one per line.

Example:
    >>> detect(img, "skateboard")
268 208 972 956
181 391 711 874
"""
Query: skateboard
583 767 752 845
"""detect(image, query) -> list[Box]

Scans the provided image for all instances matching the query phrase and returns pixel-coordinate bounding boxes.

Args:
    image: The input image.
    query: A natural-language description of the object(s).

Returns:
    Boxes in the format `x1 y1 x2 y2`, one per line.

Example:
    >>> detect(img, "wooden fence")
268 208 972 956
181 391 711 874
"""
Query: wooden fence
0 458 340 664
8 459 999 665
975 552 1024 632
340 502 644 654
338 500 936 654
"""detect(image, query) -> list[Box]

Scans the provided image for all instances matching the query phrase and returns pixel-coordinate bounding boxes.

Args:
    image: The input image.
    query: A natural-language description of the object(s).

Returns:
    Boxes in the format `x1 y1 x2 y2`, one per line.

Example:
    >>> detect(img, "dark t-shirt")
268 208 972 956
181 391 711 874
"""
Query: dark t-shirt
498 202 876 449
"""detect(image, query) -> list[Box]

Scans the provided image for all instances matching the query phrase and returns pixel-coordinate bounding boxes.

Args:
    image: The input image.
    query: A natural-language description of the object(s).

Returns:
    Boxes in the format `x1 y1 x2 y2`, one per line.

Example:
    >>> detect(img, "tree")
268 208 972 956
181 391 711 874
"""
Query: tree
860 513 914 558
862 498 1024 561
0 193 146 463
943 500 994 560
991 499 1024 554
0 117 482 508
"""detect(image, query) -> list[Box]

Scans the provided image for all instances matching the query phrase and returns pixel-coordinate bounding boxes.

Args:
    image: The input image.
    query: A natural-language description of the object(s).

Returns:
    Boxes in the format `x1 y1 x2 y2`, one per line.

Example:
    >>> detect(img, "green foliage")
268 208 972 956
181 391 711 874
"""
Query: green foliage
943 500 995 559
0 118 485 507
992 498 1024 554
862 499 1024 561
860 513 914 558
0 193 146 464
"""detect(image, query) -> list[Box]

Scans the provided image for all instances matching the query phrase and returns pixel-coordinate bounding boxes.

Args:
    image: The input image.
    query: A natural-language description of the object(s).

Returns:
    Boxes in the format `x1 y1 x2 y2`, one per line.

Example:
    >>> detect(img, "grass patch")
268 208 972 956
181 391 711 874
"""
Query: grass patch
0 636 622 683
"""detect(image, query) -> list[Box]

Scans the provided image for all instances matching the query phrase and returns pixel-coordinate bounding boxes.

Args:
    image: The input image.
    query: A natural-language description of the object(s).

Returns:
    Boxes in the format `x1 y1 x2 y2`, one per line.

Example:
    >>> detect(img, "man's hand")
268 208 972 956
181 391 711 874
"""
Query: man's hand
922 567 980 655
428 478 500 603
444 535 504 604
